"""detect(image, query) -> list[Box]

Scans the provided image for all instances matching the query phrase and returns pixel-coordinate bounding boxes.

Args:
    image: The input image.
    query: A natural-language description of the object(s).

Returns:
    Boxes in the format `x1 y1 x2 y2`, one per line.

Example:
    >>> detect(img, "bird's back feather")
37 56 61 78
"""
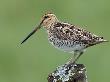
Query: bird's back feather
49 22 108 48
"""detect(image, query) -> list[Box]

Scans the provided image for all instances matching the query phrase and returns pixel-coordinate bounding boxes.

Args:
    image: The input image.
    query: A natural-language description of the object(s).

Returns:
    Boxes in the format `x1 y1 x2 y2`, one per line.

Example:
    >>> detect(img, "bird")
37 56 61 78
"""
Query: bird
21 12 108 63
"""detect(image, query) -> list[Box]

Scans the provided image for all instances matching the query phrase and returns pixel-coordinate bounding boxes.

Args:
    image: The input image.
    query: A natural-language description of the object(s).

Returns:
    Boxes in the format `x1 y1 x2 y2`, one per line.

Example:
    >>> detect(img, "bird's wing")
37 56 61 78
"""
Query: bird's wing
53 22 106 47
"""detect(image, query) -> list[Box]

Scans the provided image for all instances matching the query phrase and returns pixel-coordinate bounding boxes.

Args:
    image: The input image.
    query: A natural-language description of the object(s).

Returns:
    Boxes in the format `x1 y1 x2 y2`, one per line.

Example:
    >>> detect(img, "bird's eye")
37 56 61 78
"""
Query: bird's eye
44 16 49 19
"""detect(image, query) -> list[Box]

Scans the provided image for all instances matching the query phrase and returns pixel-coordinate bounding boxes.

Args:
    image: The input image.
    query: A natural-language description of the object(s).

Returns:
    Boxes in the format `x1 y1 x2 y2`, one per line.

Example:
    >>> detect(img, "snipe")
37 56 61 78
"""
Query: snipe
21 12 108 63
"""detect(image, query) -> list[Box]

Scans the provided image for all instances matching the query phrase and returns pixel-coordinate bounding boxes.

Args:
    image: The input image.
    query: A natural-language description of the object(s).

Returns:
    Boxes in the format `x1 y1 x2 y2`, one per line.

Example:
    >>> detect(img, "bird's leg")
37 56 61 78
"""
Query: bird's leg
69 52 77 64
73 51 83 63
69 51 83 64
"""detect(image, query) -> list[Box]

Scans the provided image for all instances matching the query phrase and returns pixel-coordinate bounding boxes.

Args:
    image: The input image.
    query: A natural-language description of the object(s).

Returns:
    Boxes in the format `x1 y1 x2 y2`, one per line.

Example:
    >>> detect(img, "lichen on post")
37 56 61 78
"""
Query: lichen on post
47 62 88 82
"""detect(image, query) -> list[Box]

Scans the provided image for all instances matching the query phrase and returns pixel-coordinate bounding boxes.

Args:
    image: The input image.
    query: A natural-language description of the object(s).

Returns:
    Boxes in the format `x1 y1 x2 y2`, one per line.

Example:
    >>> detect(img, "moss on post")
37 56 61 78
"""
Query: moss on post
47 62 88 82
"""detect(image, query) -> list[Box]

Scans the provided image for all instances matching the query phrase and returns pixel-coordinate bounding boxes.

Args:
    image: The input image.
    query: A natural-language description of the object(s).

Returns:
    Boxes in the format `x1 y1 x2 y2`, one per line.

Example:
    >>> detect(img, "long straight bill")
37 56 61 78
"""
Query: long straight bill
21 21 43 44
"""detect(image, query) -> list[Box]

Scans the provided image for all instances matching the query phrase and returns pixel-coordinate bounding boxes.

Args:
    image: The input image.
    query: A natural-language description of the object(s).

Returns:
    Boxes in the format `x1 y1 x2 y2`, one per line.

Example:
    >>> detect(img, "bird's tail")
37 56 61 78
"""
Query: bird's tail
87 37 108 47
94 37 108 45
97 37 108 42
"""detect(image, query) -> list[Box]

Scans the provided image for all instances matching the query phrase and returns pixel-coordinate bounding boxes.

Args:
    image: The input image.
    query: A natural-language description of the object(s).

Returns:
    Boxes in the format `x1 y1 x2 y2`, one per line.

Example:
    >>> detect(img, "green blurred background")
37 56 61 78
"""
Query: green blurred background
0 0 110 82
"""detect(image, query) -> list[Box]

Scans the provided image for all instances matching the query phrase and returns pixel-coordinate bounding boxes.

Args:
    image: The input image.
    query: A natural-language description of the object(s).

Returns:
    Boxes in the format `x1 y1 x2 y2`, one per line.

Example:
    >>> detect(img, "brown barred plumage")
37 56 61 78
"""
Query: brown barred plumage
21 12 108 63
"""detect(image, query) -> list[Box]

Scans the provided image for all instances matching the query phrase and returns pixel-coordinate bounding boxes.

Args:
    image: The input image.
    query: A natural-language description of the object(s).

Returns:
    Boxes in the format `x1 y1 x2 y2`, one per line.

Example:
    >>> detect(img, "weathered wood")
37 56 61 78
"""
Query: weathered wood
47 62 88 82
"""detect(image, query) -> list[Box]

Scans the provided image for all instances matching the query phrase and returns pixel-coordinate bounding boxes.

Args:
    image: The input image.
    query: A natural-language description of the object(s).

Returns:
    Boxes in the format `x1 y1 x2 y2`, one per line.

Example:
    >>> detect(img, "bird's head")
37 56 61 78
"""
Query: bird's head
21 12 58 44
41 12 58 28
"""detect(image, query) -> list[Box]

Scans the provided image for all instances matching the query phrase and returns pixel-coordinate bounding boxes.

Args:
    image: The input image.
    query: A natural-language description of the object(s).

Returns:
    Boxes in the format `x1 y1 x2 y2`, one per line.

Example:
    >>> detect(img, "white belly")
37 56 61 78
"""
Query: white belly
48 37 85 53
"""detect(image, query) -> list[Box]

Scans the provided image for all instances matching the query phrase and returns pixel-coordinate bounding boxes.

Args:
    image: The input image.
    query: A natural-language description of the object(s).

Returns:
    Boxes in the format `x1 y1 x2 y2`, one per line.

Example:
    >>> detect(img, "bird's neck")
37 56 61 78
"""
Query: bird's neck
46 20 59 30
